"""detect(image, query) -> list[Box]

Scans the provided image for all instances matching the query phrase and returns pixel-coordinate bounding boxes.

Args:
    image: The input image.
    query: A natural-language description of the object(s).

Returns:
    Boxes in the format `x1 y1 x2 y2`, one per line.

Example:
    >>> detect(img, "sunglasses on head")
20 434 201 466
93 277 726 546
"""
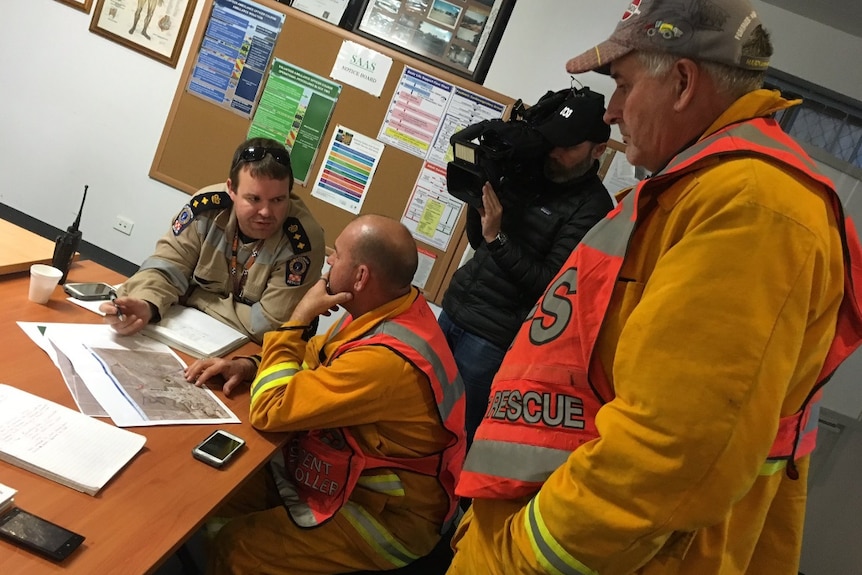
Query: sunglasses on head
233 146 292 169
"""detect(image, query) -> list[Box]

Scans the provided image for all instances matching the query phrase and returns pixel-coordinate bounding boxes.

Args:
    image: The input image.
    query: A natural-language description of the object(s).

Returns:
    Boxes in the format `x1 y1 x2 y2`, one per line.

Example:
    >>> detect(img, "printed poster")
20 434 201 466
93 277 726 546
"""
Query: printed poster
379 66 506 166
311 126 384 215
291 0 350 25
426 86 506 168
187 0 285 116
248 60 342 184
331 40 393 98
379 67 453 159
94 0 193 60
413 247 437 291
401 162 465 251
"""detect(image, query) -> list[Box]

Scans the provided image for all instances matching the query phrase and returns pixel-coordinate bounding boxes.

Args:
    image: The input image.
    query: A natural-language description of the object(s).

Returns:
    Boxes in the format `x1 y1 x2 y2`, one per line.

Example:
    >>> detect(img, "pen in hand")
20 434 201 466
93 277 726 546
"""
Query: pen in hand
110 291 125 321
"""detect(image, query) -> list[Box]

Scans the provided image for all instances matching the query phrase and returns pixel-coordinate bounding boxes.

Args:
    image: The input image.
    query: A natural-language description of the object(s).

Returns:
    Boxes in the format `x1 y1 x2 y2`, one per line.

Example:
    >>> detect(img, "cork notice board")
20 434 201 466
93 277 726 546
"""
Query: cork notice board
150 0 514 303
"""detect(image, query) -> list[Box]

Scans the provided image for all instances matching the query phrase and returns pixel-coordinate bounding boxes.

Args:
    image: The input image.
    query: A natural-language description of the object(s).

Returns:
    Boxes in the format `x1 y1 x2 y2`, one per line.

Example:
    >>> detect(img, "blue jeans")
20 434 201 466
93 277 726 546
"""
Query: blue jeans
438 311 508 446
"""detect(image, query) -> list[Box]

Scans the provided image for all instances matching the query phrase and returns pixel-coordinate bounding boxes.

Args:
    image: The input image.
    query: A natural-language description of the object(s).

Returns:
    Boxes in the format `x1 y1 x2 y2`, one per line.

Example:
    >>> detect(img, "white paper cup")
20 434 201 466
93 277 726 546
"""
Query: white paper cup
29 264 64 304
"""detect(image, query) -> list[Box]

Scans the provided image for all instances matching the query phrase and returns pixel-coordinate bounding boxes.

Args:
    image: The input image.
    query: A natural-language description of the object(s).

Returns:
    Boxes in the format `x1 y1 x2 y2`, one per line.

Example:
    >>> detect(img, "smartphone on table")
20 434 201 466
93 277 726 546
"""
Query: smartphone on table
63 282 116 301
192 430 245 469
0 507 85 562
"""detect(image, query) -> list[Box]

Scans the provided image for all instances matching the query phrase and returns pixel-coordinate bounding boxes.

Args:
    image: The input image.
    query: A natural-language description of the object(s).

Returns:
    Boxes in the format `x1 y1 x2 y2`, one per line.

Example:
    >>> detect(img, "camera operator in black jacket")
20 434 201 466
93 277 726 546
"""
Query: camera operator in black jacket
439 91 613 446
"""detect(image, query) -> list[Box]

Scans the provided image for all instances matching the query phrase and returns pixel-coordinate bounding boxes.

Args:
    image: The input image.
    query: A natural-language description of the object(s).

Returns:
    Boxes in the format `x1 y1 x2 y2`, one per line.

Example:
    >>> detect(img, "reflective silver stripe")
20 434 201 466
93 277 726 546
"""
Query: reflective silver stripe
804 401 821 435
249 304 271 336
662 121 820 176
198 218 230 254
579 190 637 256
463 439 571 482
325 313 351 343
287 502 318 527
526 496 592 575
342 502 419 566
363 320 464 422
269 452 318 525
357 475 405 495
271 451 320 527
138 257 190 293
251 366 299 396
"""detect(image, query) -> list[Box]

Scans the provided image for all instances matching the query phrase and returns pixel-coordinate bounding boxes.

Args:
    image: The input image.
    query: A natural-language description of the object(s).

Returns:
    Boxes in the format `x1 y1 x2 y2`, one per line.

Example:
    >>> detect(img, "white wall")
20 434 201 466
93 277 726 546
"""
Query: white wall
755 2 862 102
1 1 206 265
1 0 860 267
483 1 862 140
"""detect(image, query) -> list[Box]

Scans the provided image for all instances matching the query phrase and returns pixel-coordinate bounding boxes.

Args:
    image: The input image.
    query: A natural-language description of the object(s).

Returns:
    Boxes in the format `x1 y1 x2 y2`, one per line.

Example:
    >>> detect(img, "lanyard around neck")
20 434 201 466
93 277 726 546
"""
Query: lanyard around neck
230 229 264 302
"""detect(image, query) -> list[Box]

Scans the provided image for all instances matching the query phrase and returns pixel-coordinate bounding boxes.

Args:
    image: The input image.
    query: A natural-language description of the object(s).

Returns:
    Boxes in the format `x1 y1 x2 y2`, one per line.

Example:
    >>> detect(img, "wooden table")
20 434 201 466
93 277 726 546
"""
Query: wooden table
0 260 286 575
0 220 59 276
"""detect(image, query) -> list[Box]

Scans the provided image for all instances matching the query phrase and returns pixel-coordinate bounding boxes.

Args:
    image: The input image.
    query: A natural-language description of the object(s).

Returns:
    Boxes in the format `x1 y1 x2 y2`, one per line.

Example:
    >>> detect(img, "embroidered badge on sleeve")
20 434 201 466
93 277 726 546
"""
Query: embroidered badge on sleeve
286 255 311 286
172 206 195 236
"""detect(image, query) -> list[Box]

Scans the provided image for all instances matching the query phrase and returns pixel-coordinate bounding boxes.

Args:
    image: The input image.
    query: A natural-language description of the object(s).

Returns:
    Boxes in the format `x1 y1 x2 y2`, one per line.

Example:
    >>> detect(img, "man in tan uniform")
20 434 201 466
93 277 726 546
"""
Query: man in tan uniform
101 137 325 344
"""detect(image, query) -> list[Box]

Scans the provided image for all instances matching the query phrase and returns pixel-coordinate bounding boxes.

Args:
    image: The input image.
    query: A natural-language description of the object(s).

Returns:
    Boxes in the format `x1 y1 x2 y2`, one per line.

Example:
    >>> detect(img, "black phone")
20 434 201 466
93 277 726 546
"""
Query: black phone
63 282 116 301
0 507 85 562
192 430 245 469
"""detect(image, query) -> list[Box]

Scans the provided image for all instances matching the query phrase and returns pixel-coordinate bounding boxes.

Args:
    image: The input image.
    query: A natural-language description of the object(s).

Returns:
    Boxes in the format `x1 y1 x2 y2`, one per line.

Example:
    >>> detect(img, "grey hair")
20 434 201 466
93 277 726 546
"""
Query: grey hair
635 25 773 100
635 51 766 100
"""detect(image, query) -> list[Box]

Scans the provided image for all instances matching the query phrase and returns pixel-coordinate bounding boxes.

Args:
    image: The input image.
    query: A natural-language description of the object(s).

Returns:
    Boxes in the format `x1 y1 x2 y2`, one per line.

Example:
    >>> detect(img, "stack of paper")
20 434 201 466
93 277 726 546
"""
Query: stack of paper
143 306 250 359
17 322 241 428
0 384 146 495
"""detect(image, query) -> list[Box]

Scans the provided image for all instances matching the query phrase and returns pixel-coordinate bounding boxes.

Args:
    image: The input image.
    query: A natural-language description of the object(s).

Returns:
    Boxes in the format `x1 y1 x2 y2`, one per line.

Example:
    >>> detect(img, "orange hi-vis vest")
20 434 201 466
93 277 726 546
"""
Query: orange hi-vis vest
458 118 862 500
270 293 466 535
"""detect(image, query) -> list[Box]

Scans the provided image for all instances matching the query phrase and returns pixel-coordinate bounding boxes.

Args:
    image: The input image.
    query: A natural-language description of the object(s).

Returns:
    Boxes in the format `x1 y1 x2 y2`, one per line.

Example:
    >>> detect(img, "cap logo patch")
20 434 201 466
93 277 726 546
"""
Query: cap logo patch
645 20 685 41
621 0 643 21
559 106 574 119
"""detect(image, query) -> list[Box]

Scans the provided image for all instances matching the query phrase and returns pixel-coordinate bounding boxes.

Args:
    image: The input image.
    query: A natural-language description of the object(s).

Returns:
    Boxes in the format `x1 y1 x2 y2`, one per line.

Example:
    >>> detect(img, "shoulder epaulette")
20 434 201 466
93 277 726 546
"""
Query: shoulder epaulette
283 216 314 287
172 191 233 236
190 191 233 215
283 216 312 254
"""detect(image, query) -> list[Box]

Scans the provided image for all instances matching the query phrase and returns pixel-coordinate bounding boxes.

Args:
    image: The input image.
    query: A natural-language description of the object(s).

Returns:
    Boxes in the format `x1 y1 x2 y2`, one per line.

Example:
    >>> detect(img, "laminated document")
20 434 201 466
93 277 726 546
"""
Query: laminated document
0 384 146 496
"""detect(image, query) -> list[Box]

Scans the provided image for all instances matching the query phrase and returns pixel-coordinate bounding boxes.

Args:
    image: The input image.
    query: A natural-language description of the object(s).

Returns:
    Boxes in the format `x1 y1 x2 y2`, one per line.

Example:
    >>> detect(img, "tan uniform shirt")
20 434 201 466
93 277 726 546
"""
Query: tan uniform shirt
119 183 325 344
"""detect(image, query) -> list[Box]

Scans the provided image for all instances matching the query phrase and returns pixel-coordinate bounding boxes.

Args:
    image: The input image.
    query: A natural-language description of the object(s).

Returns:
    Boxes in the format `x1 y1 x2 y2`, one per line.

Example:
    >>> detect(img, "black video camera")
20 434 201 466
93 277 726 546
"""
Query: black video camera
446 88 574 209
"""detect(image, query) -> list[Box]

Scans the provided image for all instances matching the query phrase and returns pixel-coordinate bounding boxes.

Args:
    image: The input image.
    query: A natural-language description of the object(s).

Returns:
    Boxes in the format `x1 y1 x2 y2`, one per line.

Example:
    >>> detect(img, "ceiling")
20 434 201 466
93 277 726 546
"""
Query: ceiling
759 0 862 39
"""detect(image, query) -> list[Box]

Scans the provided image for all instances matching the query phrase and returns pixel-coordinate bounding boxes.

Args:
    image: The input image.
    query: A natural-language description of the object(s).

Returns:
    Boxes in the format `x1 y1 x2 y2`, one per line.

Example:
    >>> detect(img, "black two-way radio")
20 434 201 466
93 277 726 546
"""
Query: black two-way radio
52 185 88 285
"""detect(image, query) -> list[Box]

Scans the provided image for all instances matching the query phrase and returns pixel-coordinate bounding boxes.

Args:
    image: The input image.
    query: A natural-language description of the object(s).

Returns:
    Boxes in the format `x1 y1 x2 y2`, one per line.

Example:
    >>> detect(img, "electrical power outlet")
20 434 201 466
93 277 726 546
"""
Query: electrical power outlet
114 216 134 236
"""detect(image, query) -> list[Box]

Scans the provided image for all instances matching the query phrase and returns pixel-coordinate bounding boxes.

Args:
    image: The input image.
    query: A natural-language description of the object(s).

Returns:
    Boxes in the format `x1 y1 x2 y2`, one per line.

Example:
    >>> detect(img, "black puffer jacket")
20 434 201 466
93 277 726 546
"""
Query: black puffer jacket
442 161 613 348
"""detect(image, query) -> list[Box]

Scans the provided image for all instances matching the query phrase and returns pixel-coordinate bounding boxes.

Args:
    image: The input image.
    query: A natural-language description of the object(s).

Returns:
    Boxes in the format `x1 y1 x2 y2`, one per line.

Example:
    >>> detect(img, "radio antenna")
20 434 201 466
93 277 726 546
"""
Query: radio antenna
69 185 88 232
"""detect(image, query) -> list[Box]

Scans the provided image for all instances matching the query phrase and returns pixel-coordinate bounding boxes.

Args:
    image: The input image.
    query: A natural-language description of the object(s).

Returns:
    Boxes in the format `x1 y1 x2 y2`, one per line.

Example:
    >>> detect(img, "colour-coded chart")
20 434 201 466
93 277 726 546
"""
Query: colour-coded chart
311 126 384 215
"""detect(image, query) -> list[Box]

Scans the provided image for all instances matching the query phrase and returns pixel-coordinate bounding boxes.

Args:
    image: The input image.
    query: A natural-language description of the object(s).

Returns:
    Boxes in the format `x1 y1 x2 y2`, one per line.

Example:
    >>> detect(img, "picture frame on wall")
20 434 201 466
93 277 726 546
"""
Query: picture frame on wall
54 0 95 13
89 0 198 68
352 0 515 83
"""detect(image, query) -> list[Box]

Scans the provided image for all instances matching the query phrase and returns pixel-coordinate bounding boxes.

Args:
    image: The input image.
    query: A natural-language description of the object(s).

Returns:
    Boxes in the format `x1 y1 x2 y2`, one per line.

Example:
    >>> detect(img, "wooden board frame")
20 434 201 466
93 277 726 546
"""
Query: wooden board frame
150 0 514 302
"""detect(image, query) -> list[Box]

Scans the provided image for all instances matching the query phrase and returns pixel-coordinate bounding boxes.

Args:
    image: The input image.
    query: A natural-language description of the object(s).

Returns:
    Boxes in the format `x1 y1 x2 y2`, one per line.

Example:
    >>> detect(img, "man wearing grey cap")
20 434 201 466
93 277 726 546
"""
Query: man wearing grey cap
449 1 862 574
438 88 612 448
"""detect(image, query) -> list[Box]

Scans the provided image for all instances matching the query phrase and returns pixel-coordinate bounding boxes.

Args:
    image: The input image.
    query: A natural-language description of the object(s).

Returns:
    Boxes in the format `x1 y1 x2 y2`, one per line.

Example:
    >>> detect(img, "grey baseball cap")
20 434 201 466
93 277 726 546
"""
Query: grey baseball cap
566 0 770 75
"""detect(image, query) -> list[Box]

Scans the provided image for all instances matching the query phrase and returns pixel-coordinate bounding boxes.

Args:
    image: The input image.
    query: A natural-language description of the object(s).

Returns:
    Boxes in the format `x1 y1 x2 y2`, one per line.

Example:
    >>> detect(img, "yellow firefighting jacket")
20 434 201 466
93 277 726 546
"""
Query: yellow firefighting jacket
250 288 465 564
448 90 862 574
